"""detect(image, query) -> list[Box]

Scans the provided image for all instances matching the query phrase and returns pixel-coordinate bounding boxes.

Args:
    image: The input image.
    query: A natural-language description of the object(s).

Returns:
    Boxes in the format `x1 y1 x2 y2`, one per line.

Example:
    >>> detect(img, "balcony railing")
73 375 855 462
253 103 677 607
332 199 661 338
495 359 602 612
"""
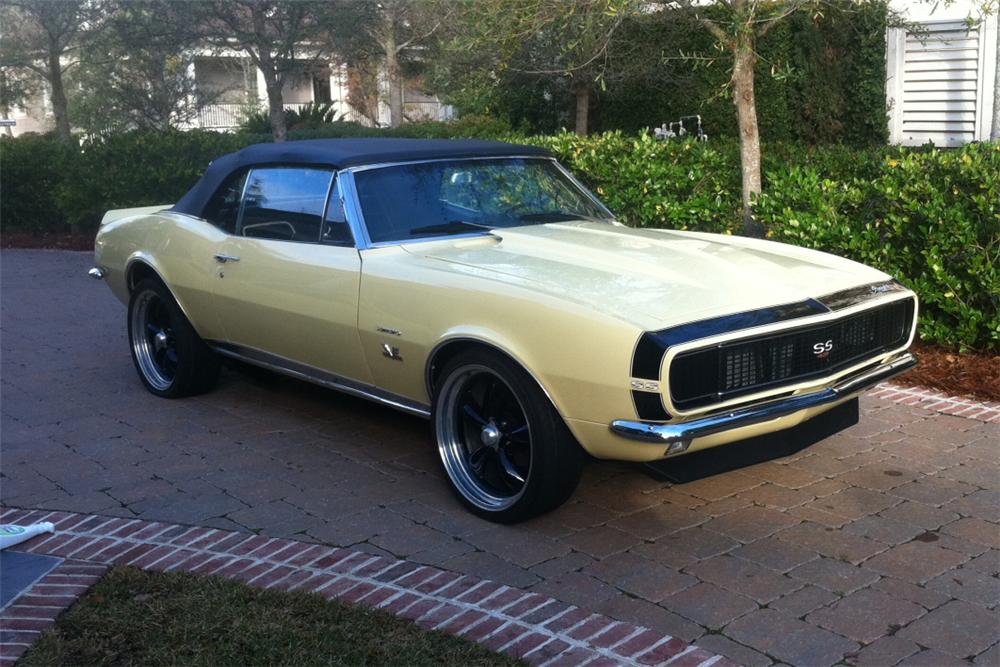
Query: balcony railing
197 104 245 129
197 102 376 130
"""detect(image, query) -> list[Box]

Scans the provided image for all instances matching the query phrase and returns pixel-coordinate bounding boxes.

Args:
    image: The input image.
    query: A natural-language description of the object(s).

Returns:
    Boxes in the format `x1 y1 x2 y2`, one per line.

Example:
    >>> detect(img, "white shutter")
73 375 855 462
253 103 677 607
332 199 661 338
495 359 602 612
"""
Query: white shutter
888 20 987 146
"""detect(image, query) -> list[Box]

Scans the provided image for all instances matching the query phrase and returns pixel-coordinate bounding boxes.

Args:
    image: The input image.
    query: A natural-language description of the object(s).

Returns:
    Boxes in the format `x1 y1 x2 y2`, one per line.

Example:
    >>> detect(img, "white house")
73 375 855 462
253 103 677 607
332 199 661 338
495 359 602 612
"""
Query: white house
182 48 453 131
7 4 999 145
4 49 453 137
886 0 998 146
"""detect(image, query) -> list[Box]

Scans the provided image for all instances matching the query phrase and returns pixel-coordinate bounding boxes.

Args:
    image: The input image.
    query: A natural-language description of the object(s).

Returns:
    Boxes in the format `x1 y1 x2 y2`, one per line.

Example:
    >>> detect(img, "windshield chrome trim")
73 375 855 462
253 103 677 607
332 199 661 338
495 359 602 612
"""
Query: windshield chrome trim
343 154 553 173
368 231 496 249
549 159 616 220
341 156 615 250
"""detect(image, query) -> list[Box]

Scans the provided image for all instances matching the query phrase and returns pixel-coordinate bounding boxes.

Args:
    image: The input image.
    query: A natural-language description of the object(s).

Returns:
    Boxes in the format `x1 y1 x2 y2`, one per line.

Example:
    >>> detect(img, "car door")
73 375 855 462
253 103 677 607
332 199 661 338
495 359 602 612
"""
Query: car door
209 166 373 384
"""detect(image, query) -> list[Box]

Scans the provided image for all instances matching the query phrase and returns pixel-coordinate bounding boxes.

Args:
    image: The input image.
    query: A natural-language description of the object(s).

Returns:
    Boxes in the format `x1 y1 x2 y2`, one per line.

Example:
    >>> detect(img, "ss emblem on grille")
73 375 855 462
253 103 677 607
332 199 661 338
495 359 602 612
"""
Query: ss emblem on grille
812 339 834 359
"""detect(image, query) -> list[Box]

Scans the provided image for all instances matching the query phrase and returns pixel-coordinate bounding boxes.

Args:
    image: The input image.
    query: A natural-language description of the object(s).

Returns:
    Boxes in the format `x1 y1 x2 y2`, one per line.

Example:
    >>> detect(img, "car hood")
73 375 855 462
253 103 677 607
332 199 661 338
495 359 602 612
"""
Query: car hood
406 221 891 331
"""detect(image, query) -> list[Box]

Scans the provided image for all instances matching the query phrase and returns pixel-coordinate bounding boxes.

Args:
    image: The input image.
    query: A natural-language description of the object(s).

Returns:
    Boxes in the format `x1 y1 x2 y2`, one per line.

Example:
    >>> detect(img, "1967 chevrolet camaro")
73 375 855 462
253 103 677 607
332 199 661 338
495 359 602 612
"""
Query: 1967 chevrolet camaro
91 138 918 521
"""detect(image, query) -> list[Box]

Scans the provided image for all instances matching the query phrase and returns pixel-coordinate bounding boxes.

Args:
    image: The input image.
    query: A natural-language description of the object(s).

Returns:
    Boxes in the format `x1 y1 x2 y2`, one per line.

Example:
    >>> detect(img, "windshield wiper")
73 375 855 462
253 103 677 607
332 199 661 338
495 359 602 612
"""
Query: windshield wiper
409 220 494 236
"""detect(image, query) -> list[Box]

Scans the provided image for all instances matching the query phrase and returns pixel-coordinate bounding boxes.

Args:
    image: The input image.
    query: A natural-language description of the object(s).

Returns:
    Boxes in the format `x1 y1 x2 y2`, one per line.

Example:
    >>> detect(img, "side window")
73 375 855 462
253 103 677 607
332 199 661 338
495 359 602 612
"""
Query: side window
322 178 354 246
239 167 333 243
203 170 248 234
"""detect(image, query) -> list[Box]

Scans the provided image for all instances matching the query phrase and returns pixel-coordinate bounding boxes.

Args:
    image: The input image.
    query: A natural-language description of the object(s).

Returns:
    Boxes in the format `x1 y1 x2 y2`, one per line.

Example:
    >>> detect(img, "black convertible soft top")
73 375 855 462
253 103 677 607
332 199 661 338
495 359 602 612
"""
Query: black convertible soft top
171 138 552 217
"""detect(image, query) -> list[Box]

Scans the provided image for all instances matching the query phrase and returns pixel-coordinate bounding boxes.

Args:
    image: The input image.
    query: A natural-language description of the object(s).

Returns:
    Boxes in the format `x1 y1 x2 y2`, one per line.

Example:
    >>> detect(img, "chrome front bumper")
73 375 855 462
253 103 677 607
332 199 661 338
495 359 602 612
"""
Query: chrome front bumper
610 352 917 451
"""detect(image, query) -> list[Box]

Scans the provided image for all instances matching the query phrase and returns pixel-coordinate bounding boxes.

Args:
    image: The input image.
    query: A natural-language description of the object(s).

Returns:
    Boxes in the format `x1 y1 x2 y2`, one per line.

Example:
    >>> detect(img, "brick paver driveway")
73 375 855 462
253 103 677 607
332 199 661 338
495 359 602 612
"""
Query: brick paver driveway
3 249 998 666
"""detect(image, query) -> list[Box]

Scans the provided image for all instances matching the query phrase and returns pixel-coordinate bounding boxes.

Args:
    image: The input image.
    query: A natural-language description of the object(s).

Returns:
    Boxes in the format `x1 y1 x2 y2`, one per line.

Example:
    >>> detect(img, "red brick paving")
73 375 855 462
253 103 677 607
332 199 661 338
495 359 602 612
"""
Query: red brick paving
0 560 106 666
3 250 999 666
0 507 734 667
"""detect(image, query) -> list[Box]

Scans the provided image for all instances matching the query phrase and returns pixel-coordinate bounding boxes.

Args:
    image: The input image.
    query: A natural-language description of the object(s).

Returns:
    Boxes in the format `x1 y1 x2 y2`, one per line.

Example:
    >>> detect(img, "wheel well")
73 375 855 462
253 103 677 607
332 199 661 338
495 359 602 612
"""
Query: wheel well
427 339 492 397
426 338 583 455
426 339 552 407
127 261 161 293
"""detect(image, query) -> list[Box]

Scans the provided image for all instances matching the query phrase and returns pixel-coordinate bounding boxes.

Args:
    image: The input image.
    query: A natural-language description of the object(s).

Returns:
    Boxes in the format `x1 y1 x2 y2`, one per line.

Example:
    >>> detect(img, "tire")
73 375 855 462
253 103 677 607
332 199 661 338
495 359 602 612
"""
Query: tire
127 278 219 398
432 348 584 522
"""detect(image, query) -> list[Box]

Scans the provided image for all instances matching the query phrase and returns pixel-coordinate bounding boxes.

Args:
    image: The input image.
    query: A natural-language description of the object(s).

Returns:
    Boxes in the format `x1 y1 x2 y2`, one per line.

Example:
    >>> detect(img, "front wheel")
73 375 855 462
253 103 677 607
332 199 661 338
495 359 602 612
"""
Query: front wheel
128 278 219 398
432 349 584 523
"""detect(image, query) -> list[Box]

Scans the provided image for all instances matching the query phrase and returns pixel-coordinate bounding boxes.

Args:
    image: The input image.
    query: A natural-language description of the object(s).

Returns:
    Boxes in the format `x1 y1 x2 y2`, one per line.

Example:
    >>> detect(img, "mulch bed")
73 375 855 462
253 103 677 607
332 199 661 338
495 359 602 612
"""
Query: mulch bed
4 232 997 402
898 342 1000 403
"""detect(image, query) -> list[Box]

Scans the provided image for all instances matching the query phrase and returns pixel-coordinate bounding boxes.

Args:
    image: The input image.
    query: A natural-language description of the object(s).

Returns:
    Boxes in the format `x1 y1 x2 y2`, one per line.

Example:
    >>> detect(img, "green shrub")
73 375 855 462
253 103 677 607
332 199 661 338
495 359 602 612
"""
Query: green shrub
58 130 244 229
238 102 347 134
757 142 1000 351
2 127 996 350
239 114 516 142
465 0 889 144
524 131 741 233
0 134 75 232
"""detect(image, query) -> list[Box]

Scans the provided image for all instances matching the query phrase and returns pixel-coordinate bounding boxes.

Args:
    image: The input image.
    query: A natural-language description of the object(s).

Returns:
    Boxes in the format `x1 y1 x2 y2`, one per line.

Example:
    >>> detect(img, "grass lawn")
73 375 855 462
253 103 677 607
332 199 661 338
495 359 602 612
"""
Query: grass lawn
19 566 523 666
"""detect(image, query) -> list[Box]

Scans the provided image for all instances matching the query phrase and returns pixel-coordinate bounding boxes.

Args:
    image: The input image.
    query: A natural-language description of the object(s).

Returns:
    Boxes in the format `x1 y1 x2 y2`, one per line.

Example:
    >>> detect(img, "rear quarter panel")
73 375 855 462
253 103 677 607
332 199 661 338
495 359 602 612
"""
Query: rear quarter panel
95 211 228 340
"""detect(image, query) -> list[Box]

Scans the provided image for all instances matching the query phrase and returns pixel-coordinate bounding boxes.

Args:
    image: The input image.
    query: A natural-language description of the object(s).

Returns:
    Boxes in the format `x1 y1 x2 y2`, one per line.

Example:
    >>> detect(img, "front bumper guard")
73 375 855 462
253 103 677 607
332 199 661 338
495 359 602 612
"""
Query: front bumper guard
610 352 917 452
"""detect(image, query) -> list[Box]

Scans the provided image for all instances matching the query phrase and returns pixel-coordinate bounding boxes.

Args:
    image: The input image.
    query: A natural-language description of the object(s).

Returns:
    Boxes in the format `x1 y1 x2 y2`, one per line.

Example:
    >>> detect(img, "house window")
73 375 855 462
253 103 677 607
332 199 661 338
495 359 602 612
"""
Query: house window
313 75 332 104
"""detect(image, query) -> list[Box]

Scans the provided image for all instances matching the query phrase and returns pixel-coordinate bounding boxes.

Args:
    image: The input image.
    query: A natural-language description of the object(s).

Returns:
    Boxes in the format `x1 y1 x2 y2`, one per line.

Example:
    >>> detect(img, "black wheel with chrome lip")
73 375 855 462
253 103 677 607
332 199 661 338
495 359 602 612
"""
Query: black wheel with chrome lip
433 349 584 522
127 278 220 398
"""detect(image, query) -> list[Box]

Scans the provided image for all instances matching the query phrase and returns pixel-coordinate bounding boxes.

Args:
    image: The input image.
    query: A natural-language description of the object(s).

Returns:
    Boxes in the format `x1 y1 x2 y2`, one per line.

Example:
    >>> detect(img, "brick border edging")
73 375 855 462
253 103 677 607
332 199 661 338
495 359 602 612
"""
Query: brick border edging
873 382 1000 422
0 508 736 667
0 559 107 666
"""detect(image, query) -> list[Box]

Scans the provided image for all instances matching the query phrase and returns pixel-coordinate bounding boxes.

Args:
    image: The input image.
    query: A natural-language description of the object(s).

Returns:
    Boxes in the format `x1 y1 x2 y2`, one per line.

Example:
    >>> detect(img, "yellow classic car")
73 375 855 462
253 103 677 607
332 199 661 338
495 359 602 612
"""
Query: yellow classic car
91 138 918 522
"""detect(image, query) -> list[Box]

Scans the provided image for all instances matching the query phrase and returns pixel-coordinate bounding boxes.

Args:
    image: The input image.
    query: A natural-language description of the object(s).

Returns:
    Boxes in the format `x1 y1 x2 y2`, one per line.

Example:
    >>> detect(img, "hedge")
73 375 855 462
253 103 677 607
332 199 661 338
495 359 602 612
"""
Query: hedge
1 127 997 351
595 0 889 144
438 0 889 145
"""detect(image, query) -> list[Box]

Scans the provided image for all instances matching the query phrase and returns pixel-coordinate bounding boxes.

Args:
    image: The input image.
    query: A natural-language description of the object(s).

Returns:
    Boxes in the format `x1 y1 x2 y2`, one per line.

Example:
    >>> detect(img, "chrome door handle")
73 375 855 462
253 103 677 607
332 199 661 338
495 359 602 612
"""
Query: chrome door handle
213 254 240 263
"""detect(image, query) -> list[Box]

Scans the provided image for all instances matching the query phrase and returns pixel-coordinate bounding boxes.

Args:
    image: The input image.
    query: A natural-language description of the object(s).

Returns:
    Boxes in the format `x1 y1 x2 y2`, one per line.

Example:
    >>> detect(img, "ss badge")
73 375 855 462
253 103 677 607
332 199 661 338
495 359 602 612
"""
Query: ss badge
812 339 834 359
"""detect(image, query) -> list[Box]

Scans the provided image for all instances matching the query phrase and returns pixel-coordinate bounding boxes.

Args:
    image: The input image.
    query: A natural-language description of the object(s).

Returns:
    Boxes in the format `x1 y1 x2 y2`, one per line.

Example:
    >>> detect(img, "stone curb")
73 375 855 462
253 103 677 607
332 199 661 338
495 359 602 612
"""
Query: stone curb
874 382 1000 422
0 507 737 667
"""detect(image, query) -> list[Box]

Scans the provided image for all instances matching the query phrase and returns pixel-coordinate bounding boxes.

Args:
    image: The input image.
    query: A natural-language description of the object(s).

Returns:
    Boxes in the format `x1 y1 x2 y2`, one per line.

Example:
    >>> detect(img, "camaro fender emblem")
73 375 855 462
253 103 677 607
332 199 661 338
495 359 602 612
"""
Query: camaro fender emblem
812 339 834 359
631 379 660 392
382 343 403 361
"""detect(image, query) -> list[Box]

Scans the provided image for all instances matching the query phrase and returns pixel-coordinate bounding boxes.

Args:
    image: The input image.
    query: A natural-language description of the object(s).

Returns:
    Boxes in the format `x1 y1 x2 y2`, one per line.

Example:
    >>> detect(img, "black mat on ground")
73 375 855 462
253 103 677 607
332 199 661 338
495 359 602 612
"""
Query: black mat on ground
1 550 62 607
641 398 859 484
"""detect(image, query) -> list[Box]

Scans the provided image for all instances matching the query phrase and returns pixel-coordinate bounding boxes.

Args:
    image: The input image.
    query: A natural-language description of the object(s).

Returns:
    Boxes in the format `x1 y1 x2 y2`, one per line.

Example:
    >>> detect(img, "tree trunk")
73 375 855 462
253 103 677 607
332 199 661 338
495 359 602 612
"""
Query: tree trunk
266 80 286 142
385 39 403 127
258 52 286 142
731 43 764 238
48 46 71 143
574 86 590 136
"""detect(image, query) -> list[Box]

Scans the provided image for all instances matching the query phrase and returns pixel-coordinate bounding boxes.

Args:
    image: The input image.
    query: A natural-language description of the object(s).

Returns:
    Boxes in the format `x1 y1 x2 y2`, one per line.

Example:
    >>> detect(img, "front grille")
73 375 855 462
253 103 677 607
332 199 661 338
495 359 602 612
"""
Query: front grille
669 298 915 410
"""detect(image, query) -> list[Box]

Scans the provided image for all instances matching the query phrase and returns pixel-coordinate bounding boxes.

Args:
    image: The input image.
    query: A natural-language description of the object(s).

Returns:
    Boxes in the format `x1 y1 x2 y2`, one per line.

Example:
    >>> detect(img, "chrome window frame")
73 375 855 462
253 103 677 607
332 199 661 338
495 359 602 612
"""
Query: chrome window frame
319 174 357 248
338 156 616 250
235 166 336 245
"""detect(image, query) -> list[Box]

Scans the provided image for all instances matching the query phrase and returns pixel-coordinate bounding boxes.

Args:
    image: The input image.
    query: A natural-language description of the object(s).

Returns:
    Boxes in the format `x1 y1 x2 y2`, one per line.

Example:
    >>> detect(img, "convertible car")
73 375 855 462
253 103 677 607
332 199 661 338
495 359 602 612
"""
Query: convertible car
91 138 918 521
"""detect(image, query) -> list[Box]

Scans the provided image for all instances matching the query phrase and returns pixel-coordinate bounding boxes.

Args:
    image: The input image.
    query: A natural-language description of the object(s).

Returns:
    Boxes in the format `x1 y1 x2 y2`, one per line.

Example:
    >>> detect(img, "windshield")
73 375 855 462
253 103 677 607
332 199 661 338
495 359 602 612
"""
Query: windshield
352 158 614 244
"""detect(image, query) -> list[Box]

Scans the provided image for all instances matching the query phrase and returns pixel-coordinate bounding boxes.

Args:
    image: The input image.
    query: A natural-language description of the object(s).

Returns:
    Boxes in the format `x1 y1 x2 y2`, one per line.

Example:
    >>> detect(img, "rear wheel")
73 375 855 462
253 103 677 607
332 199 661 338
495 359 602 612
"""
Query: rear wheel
128 278 219 398
432 349 584 522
